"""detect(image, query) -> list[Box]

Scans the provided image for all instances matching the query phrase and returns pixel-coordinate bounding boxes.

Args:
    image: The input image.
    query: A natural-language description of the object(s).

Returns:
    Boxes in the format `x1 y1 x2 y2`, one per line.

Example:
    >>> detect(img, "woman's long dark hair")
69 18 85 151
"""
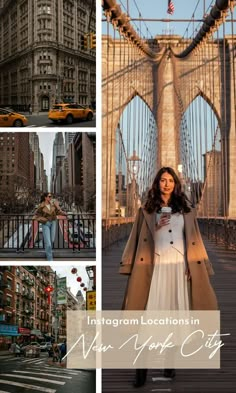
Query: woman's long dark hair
144 167 191 214
40 193 50 203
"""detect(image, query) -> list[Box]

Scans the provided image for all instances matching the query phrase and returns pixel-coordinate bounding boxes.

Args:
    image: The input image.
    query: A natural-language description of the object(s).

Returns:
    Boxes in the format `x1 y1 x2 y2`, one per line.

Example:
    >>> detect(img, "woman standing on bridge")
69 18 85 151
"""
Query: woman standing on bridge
33 193 67 261
119 167 218 387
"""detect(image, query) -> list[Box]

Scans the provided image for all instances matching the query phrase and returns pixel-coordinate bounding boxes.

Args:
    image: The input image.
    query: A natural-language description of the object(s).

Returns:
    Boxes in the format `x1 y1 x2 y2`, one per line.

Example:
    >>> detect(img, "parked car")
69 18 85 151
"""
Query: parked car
0 108 28 127
68 228 80 244
80 227 93 242
48 103 93 124
23 342 40 358
39 342 48 351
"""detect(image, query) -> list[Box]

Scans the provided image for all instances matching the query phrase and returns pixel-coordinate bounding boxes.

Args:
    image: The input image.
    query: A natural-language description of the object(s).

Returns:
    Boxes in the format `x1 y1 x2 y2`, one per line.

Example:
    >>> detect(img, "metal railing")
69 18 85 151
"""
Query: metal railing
0 213 96 255
102 216 236 250
102 217 135 248
198 217 236 250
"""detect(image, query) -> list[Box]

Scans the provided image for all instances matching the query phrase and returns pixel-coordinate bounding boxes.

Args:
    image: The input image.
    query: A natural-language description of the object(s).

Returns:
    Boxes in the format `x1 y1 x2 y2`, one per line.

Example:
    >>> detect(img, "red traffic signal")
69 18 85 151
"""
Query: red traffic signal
44 285 54 294
76 277 82 282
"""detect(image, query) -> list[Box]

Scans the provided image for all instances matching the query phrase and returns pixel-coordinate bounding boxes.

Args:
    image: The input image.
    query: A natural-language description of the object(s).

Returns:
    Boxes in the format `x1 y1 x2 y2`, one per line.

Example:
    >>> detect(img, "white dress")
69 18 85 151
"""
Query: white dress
146 213 189 311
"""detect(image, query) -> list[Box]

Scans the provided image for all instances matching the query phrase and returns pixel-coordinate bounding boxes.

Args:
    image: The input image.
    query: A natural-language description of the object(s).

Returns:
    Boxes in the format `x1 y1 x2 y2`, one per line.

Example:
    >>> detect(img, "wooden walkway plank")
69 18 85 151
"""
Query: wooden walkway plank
102 235 236 392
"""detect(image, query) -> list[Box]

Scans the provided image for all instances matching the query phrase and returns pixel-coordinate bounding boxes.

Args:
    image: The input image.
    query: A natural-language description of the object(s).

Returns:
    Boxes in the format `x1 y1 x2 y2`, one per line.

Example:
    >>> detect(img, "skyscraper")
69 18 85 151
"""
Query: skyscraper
64 132 76 152
29 133 43 192
0 133 35 208
51 132 65 193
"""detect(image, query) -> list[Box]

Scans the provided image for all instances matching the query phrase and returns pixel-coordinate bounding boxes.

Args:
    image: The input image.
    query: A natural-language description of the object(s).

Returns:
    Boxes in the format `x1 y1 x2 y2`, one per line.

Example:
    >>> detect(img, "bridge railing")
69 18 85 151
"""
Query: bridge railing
0 214 96 255
198 217 236 250
102 216 236 250
102 217 135 248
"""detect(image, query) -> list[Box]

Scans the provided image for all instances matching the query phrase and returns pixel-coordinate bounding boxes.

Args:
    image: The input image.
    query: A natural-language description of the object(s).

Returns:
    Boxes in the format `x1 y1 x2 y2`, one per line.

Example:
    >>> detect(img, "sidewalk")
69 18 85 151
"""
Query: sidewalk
0 350 13 356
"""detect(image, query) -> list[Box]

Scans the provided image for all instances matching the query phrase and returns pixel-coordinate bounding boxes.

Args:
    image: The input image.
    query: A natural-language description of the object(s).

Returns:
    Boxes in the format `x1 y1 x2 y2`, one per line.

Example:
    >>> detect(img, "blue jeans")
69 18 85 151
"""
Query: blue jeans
42 221 56 261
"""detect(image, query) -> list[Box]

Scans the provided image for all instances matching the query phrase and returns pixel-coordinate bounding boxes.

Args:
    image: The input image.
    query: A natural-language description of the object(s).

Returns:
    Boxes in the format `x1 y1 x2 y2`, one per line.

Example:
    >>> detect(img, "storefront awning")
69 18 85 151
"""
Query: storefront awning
30 329 43 336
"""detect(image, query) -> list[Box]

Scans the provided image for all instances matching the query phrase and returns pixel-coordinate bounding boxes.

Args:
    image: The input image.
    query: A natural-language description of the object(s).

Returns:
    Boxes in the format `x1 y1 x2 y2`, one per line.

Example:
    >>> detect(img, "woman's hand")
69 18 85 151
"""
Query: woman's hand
185 268 191 281
155 214 170 230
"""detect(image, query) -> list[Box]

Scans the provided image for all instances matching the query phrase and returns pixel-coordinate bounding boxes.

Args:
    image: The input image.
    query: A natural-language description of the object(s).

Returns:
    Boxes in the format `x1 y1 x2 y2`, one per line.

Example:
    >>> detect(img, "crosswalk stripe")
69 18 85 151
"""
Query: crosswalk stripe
0 380 56 393
0 374 65 385
41 366 81 375
27 367 80 375
14 371 72 379
22 359 37 363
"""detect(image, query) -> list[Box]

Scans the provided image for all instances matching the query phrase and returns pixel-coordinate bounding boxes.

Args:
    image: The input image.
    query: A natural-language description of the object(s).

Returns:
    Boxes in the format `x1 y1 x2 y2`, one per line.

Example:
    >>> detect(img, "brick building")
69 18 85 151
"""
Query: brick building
0 132 35 210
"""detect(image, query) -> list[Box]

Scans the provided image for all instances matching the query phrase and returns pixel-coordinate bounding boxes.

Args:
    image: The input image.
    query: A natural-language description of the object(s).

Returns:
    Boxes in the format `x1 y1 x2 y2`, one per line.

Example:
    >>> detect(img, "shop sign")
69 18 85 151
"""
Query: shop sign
57 277 67 305
0 324 19 336
18 327 31 335
86 290 96 310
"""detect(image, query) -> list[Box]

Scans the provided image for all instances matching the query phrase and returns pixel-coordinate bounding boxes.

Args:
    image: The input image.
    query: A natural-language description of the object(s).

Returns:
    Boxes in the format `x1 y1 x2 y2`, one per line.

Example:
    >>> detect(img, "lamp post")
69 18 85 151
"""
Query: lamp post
127 151 141 217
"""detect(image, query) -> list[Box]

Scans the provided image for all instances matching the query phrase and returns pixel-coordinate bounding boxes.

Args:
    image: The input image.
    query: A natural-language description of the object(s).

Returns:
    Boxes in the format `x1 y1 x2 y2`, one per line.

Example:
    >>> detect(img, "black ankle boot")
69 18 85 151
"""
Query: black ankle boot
133 369 148 388
163 369 176 379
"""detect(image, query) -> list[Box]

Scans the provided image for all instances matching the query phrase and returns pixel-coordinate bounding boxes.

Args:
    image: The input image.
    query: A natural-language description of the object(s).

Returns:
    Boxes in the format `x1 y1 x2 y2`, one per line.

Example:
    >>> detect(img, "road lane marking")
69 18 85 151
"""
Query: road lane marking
0 380 56 392
14 371 72 379
1 374 65 385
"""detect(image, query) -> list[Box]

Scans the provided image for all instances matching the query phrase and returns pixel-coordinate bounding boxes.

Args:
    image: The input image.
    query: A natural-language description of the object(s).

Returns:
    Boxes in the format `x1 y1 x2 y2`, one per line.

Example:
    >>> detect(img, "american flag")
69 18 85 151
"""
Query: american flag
167 0 175 15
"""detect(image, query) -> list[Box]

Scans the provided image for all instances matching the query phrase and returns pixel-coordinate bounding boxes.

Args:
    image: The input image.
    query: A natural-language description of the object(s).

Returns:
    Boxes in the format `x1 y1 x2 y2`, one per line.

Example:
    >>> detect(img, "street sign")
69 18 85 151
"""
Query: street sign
57 277 67 304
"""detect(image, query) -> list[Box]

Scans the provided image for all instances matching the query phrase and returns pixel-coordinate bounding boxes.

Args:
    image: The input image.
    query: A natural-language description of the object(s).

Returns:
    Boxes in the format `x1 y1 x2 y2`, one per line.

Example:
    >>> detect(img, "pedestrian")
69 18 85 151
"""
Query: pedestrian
52 343 60 362
9 342 16 355
59 340 67 363
33 193 67 261
28 104 32 115
15 343 21 357
119 166 218 388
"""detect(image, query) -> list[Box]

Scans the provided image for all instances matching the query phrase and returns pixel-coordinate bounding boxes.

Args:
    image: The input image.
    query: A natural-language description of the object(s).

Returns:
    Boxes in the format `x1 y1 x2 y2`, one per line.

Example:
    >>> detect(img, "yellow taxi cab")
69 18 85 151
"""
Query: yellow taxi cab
48 103 93 124
0 108 28 127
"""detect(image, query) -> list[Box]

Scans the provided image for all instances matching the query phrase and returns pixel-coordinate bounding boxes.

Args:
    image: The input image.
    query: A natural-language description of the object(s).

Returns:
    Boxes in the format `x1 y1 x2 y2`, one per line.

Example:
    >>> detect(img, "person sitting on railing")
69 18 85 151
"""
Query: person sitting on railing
33 193 67 261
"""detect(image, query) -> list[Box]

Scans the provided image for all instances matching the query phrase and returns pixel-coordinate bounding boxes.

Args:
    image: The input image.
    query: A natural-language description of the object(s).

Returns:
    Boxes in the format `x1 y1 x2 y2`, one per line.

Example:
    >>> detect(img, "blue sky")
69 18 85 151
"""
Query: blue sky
50 265 91 298
103 1 231 183
102 0 235 38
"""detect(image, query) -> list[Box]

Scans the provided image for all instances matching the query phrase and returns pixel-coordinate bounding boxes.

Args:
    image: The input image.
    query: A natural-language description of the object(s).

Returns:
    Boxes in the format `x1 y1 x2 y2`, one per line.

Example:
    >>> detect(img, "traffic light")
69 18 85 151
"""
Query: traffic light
90 32 96 49
44 285 54 304
81 34 88 50
44 285 53 294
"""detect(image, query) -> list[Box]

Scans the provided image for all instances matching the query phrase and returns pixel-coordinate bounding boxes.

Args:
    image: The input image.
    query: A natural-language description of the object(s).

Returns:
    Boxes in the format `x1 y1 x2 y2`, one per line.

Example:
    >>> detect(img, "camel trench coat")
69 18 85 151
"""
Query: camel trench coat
119 207 218 310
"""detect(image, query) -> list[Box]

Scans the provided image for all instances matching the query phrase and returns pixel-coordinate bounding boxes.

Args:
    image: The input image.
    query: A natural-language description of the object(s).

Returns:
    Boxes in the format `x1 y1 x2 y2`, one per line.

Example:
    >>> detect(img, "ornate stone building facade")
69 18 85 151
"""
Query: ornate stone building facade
0 0 96 112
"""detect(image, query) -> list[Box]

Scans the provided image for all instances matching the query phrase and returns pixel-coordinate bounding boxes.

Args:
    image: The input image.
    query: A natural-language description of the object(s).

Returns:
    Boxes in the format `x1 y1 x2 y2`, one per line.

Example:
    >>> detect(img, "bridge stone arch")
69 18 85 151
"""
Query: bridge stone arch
103 35 236 217
184 91 221 129
102 36 155 217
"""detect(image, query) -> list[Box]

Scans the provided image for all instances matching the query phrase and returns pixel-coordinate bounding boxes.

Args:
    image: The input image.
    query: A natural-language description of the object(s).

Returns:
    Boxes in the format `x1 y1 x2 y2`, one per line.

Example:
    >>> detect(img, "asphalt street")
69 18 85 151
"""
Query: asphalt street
0 353 95 393
24 113 96 128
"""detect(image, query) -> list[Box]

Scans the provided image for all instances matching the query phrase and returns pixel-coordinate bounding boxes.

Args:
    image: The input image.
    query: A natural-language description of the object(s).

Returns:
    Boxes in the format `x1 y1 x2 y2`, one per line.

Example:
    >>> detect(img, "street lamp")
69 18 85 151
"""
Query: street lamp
127 150 141 217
